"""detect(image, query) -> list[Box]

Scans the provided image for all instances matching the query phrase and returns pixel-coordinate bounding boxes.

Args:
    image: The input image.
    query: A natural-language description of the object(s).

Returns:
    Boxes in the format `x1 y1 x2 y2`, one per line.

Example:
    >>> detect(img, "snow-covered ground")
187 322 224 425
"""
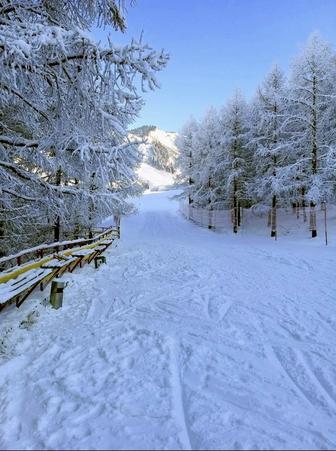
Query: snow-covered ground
137 162 176 191
130 127 179 189
1 190 336 450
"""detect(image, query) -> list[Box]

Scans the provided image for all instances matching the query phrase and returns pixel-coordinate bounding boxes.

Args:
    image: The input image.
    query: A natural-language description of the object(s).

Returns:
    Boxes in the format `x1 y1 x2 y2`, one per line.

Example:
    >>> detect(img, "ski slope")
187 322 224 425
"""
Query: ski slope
1 190 336 449
137 162 175 191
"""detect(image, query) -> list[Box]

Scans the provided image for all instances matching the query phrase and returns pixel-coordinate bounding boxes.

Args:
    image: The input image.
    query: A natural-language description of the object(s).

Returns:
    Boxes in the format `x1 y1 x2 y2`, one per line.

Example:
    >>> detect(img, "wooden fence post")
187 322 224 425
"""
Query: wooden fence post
114 214 121 238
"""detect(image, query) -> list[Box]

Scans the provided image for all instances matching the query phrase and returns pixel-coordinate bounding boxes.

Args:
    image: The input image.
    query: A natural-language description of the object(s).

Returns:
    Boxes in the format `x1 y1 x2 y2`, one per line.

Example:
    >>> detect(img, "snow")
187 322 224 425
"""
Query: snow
149 129 178 153
137 162 176 191
1 190 336 449
130 127 179 176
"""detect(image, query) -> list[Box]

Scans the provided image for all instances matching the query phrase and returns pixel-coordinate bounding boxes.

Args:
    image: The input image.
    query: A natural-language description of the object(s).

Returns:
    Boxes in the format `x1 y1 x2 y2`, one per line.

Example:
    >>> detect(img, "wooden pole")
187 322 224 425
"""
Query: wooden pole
271 195 277 239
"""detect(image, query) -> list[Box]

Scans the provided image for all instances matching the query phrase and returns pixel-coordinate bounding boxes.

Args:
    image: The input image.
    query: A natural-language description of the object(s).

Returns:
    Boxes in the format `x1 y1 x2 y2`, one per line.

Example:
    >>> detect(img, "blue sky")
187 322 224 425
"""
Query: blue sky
93 0 336 132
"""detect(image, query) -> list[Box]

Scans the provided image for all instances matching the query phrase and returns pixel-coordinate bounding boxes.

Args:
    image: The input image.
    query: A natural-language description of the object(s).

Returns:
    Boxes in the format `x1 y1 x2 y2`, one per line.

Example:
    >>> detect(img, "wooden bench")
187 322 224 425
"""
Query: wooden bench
0 233 117 312
41 255 79 278
0 267 55 310
71 244 108 269
99 239 115 246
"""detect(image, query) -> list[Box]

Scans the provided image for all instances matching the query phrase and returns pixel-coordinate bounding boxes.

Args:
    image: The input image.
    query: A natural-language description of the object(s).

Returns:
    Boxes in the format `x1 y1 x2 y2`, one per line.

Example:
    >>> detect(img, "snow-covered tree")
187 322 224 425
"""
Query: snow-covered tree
192 107 221 210
176 32 336 239
249 65 289 237
176 118 199 205
0 0 168 254
285 33 335 237
218 92 250 233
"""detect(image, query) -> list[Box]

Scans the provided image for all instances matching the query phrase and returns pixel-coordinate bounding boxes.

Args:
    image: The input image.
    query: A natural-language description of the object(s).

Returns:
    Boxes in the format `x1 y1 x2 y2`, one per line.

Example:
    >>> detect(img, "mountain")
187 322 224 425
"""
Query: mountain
129 126 179 191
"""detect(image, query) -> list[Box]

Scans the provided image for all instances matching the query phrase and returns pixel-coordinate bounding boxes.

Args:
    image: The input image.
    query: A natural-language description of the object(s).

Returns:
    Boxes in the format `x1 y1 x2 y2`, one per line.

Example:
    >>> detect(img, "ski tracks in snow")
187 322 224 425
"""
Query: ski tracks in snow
1 190 336 449
167 338 192 450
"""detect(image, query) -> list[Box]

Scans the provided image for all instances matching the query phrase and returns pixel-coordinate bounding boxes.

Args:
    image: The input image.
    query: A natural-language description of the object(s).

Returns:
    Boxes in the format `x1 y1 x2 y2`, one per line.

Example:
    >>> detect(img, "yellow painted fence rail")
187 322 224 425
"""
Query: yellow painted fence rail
0 226 120 312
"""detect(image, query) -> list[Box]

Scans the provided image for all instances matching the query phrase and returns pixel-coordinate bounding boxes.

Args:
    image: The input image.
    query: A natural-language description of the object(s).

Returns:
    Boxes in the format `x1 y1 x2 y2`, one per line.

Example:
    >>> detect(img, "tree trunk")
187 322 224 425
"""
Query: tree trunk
208 176 212 229
233 179 238 233
301 187 307 222
88 172 96 239
0 203 5 258
188 150 193 205
73 179 80 238
53 167 62 242
310 202 317 238
311 74 318 238
271 195 277 238
271 107 278 238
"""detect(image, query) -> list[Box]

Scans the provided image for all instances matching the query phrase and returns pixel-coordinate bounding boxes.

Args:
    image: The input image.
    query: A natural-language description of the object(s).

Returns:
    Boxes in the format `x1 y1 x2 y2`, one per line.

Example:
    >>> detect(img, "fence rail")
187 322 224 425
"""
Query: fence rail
0 227 119 271
179 201 229 230
0 226 119 312
180 200 329 244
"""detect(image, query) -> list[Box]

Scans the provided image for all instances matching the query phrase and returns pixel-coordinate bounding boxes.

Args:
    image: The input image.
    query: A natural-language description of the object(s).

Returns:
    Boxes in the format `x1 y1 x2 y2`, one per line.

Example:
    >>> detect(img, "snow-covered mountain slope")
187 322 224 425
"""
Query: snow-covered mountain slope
129 127 179 189
136 162 175 191
1 190 336 449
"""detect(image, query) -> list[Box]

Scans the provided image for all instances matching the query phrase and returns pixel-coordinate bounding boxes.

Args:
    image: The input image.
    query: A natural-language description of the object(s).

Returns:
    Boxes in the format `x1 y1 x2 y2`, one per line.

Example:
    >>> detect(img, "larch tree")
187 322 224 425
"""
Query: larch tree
285 33 335 237
249 65 288 238
193 107 221 210
176 118 199 206
176 32 336 239
0 0 168 254
219 91 250 233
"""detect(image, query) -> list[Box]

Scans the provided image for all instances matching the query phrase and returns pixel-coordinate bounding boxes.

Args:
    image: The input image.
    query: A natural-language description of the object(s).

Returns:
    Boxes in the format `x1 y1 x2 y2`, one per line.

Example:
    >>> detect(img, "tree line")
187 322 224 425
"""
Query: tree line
177 33 336 238
0 0 168 256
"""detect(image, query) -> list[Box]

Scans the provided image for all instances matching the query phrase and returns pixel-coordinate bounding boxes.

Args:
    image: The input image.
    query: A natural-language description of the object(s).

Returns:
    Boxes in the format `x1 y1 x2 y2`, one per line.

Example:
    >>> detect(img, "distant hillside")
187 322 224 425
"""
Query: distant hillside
129 126 179 191
130 125 157 137
129 126 179 174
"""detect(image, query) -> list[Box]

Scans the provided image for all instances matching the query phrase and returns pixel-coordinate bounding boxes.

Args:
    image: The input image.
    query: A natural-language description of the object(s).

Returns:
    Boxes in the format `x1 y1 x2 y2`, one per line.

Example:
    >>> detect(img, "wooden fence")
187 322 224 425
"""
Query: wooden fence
0 225 120 311
179 201 229 230
0 226 119 272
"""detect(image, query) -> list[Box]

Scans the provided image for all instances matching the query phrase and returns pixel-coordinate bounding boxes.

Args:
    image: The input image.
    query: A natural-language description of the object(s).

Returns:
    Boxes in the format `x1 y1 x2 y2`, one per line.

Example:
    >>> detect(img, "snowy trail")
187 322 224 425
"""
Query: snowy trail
1 190 336 449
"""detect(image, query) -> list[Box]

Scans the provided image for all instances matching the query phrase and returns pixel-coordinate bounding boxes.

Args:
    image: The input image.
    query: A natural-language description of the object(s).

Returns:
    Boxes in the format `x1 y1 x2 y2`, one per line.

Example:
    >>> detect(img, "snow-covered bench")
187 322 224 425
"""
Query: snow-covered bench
0 267 55 310
0 236 116 312
71 243 111 269
41 254 79 277
99 239 115 246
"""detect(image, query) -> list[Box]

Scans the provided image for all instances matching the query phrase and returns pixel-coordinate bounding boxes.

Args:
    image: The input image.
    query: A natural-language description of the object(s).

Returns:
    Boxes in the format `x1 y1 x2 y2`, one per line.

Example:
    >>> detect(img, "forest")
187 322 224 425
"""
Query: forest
178 33 336 238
